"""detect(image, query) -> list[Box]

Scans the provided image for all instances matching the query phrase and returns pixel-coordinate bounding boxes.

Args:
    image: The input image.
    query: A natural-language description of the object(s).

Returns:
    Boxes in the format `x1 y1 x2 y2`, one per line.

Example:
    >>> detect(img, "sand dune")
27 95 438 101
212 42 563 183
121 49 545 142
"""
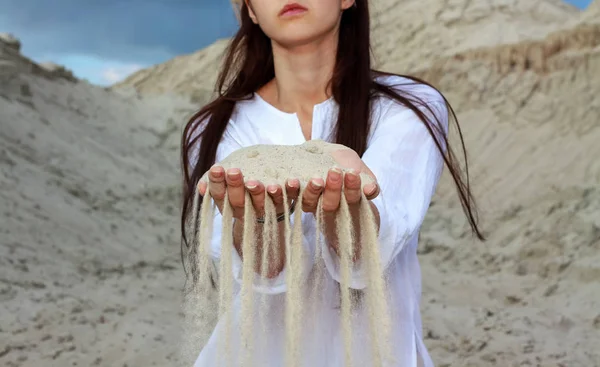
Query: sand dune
0 33 199 366
1 0 599 366
583 0 600 20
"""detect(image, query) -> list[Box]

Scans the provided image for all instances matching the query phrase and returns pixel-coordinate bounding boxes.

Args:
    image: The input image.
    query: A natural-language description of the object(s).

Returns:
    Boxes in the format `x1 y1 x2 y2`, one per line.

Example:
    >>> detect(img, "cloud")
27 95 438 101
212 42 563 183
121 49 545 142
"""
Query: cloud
0 0 239 84
0 0 238 65
101 64 145 84
33 53 146 85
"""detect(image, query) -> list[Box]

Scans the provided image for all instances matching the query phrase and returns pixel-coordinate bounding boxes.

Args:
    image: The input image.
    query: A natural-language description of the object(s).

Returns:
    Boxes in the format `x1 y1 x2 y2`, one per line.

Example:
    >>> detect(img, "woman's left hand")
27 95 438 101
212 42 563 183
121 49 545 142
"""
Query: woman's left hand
301 147 379 214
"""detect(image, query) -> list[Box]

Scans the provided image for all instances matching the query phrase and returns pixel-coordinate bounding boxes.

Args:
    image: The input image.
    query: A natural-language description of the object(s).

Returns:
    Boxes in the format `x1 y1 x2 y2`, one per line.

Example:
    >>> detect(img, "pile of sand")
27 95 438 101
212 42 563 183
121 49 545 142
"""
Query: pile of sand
1 0 599 366
0 33 199 366
582 0 600 20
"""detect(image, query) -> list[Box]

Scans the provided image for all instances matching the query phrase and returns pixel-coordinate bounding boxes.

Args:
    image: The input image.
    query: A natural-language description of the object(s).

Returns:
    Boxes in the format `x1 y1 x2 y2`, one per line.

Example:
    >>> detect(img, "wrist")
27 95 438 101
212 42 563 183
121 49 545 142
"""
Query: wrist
256 200 296 224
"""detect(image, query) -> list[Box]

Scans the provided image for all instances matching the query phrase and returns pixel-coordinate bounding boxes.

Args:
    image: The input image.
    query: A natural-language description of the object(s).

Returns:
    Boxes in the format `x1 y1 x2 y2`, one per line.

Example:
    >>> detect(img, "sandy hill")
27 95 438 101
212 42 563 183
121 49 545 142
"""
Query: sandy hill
410 7 600 365
371 0 580 70
583 0 600 20
0 33 198 366
2 0 600 366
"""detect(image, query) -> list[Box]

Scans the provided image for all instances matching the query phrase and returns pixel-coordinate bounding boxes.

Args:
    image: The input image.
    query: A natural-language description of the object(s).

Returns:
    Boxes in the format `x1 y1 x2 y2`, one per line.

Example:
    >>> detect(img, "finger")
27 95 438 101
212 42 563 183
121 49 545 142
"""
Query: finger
225 168 245 215
246 180 266 216
344 169 362 205
266 184 284 213
322 168 343 212
208 165 226 210
302 177 324 213
285 178 300 205
363 182 380 200
197 180 207 196
360 163 376 182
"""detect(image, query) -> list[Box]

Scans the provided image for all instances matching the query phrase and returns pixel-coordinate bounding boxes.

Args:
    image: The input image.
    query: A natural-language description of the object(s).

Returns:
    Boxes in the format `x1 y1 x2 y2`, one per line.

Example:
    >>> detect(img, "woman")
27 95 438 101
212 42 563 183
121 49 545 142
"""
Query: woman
181 0 484 366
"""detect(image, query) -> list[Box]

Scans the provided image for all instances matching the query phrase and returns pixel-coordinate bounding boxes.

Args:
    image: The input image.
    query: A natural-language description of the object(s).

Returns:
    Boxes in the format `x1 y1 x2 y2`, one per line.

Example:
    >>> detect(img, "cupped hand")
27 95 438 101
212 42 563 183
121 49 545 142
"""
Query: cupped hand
197 165 299 220
198 144 380 219
301 167 379 214
302 146 379 214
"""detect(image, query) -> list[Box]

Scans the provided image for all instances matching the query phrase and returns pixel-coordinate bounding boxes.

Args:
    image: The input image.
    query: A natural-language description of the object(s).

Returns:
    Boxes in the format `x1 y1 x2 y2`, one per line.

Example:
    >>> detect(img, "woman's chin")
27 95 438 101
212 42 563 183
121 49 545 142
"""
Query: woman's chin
270 29 337 50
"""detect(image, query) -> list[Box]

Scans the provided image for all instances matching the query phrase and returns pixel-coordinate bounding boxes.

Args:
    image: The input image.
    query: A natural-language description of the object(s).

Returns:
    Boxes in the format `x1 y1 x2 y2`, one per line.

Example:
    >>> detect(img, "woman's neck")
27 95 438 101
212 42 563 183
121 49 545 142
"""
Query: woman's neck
260 29 339 114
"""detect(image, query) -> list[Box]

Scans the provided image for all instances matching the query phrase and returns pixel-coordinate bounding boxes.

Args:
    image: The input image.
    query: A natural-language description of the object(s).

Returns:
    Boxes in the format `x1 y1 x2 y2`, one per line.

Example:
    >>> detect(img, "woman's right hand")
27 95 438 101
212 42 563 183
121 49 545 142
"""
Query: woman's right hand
197 165 300 220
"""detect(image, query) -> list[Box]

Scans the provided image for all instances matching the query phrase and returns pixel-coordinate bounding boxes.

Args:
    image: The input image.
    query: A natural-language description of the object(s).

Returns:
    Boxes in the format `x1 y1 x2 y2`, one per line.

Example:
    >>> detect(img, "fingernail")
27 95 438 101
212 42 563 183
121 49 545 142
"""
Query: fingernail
246 181 257 190
311 179 323 188
288 178 298 188
330 169 341 181
268 185 278 194
227 169 240 177
366 184 377 195
211 166 224 176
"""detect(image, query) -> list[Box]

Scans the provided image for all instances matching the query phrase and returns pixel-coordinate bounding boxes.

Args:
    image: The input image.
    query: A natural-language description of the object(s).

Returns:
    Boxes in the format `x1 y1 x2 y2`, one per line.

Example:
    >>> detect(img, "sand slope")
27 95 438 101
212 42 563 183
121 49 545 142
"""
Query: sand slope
413 5 600 365
0 34 200 366
2 0 600 366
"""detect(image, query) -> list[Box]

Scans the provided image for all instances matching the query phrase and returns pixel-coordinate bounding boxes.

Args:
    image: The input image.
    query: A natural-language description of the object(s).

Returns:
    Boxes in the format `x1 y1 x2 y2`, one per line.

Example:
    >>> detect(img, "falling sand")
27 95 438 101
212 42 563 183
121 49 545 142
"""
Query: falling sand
185 140 393 366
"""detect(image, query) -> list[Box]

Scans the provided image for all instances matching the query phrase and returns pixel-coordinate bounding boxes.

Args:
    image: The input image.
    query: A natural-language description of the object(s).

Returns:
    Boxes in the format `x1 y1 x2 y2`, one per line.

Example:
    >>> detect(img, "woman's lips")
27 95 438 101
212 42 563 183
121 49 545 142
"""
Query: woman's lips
279 3 308 17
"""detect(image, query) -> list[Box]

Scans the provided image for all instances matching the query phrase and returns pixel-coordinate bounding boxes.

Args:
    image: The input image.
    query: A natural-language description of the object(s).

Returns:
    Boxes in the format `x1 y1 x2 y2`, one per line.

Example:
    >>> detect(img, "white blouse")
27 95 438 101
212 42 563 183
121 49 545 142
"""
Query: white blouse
192 75 448 367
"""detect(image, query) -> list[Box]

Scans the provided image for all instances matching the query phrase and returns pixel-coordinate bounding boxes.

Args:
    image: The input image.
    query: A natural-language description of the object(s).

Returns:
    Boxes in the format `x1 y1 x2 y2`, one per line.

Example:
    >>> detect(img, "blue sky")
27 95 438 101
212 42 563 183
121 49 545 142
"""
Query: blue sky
0 0 593 85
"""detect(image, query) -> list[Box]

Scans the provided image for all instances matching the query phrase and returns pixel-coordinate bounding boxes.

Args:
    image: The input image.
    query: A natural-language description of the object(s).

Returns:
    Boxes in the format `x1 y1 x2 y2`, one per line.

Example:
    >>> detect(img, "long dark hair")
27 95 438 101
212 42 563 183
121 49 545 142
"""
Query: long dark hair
180 0 484 273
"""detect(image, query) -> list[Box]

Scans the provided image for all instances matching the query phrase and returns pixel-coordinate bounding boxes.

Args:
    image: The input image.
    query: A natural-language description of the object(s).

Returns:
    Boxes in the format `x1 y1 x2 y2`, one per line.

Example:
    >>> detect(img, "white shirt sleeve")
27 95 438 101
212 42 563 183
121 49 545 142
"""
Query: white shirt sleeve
321 96 448 289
